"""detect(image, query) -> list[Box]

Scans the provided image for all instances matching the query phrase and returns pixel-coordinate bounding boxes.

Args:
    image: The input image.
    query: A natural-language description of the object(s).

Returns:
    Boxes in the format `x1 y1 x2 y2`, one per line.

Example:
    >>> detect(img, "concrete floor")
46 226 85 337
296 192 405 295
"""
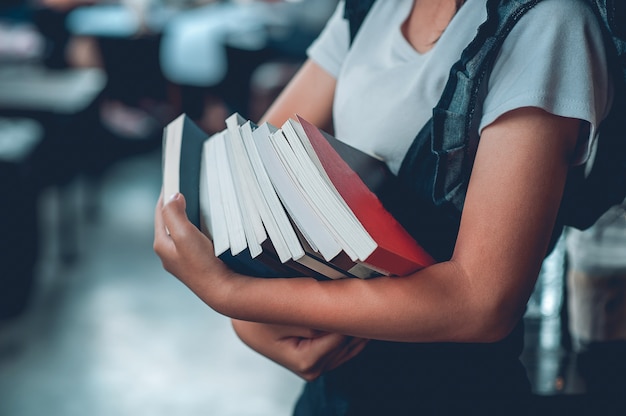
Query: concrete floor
0 149 303 416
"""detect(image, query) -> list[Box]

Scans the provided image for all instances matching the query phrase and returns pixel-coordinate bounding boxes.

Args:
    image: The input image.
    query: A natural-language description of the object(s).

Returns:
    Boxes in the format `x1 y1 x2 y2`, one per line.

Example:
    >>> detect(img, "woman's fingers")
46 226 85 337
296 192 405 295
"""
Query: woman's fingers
311 334 368 369
269 323 327 340
325 336 369 371
154 192 176 254
154 192 166 237
154 191 221 281
286 333 368 381
161 193 193 243
160 192 211 252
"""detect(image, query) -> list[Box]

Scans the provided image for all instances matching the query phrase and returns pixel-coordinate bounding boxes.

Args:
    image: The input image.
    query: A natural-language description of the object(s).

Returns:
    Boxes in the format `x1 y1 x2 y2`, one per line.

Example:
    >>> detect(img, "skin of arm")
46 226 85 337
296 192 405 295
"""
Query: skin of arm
155 101 579 343
258 59 336 130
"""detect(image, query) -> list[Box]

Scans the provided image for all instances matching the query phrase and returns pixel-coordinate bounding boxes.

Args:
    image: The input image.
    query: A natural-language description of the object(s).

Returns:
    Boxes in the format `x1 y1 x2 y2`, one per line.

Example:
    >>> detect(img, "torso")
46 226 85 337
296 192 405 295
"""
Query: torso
309 0 609 175
298 0 612 412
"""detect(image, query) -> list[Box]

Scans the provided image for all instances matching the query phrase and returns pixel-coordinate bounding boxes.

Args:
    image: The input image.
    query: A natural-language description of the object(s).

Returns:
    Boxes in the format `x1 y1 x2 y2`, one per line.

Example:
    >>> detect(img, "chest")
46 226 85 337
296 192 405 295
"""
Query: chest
332 0 485 174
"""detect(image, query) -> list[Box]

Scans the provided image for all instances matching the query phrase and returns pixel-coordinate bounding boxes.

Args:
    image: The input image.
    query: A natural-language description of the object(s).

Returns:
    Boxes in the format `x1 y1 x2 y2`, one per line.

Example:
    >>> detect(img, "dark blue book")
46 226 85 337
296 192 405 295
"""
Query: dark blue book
161 113 207 228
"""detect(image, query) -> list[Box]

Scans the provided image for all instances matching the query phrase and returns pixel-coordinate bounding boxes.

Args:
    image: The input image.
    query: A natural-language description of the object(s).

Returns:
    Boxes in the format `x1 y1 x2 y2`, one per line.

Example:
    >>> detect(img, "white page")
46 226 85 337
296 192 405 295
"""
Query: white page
283 119 376 261
200 135 230 257
225 113 265 258
276 125 376 261
241 121 303 262
253 123 342 261
270 129 359 261
161 113 184 200
214 131 247 256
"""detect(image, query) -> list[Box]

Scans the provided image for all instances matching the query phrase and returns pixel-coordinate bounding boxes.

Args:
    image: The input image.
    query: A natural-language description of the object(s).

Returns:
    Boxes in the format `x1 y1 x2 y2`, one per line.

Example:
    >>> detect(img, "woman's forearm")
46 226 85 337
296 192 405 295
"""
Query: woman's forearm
171 108 579 345
193 260 502 344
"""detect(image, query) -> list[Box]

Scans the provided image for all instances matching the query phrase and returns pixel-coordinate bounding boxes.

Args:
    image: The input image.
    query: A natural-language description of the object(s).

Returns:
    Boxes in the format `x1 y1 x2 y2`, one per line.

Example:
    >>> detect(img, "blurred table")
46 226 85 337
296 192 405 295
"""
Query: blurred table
0 64 105 114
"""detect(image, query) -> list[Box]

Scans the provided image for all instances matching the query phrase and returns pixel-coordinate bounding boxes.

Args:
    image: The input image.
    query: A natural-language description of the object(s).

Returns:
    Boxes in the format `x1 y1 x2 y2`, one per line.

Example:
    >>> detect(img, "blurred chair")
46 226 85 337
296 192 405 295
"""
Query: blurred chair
0 3 108 317
0 117 43 319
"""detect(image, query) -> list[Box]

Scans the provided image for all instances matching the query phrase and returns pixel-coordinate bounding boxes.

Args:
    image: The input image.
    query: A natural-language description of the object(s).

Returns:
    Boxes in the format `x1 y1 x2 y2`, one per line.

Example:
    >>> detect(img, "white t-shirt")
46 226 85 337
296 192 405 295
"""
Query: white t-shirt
307 0 611 175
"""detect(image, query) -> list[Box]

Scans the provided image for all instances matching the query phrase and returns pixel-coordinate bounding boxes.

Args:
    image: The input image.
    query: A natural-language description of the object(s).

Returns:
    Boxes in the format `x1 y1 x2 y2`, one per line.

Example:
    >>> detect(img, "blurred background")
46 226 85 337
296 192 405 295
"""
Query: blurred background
0 0 625 415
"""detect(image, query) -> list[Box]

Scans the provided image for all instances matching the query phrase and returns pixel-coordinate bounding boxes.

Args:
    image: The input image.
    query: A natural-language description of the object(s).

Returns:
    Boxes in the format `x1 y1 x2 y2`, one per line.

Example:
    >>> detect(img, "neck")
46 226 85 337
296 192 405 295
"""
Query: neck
402 0 465 53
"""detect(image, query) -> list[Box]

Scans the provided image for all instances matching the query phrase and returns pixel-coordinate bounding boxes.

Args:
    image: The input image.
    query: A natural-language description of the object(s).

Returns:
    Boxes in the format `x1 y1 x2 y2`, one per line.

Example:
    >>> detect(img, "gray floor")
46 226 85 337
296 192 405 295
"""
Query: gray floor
0 149 303 416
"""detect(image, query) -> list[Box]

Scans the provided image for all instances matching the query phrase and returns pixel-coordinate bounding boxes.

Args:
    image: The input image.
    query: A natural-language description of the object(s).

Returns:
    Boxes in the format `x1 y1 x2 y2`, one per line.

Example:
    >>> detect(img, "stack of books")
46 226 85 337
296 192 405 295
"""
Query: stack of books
161 113 435 279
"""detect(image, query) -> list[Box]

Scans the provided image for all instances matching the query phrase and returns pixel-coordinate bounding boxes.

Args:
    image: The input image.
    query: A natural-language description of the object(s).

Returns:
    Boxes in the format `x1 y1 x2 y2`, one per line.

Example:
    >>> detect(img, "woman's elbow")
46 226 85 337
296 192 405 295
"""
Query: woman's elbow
469 296 527 343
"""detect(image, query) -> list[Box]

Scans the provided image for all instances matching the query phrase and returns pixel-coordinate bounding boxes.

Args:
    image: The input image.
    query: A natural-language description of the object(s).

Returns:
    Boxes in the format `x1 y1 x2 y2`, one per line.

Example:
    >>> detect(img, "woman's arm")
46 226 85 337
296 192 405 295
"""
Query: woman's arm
155 106 579 344
258 59 336 131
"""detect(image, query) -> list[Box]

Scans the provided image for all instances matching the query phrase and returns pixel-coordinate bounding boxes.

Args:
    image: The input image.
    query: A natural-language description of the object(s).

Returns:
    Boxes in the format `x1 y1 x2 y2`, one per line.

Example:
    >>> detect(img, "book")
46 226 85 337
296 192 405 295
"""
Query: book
162 113 207 229
161 113 435 279
227 117 384 278
296 115 434 276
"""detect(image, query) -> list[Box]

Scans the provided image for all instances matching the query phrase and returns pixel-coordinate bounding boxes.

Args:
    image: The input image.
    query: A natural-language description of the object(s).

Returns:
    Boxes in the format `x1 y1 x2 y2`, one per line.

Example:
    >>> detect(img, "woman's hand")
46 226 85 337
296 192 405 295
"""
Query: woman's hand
154 192 234 307
155 190 368 379
232 320 369 381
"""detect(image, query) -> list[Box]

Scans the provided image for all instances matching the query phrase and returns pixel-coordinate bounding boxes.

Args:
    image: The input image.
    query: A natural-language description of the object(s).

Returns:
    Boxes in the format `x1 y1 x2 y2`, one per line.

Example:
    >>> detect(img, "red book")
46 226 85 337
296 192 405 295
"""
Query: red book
297 115 435 276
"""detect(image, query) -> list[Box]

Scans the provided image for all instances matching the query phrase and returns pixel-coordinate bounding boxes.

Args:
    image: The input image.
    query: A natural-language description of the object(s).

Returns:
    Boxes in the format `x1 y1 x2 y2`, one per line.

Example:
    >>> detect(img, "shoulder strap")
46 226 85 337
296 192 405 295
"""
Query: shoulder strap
346 0 625 230
343 0 377 44
399 0 543 213
590 0 626 40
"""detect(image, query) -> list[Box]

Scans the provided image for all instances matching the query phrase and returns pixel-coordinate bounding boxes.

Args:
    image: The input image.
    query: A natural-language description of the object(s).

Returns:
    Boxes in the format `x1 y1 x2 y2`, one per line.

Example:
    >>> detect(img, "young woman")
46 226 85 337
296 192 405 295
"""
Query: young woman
154 0 612 414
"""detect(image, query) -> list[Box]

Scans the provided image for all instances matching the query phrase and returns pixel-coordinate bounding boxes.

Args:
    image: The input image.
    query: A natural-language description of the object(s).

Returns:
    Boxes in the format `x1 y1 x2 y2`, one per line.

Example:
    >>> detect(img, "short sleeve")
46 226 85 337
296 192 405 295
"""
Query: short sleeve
306 1 350 78
480 0 612 165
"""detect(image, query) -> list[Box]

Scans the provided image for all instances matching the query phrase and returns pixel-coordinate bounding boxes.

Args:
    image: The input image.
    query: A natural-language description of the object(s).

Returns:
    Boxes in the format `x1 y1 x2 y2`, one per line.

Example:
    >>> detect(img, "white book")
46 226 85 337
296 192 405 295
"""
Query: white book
200 134 229 257
252 122 342 262
284 119 377 260
161 113 435 279
214 131 247 256
161 114 184 201
285 118 333 188
225 113 266 258
275 122 376 262
240 121 304 263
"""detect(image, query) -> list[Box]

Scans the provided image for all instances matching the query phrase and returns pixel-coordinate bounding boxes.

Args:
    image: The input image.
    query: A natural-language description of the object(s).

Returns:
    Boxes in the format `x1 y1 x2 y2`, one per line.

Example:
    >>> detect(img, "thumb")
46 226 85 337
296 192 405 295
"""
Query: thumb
162 192 194 240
